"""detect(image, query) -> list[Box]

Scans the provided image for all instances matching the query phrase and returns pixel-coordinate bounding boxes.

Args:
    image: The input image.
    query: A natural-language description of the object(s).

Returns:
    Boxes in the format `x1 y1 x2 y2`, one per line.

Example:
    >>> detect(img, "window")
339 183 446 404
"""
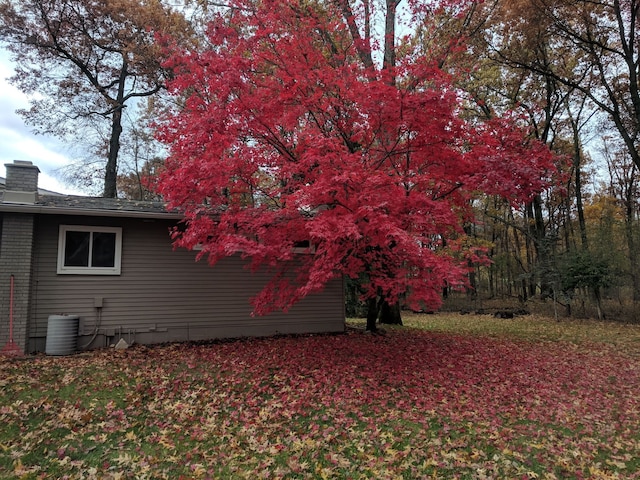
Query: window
293 240 315 254
57 225 122 275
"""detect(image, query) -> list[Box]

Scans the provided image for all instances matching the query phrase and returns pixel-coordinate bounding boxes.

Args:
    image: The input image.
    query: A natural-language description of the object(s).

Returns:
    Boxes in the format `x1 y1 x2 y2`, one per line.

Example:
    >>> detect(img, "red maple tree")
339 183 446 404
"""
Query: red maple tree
157 0 557 330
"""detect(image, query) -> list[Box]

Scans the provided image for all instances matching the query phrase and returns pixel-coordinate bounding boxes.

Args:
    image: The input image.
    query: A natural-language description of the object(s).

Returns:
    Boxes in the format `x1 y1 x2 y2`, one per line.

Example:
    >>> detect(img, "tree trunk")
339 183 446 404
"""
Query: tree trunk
566 96 589 250
378 300 402 325
463 223 478 299
383 0 398 84
623 164 640 302
524 204 536 296
104 63 128 198
574 146 588 250
366 297 380 332
338 0 374 70
624 209 640 302
533 194 551 297
104 108 122 198
593 287 605 321
525 195 550 297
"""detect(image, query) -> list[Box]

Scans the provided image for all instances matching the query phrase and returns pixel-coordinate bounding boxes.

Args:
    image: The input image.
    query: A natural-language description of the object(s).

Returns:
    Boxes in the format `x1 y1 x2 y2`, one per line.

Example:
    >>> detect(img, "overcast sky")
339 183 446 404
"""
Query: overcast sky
0 50 83 195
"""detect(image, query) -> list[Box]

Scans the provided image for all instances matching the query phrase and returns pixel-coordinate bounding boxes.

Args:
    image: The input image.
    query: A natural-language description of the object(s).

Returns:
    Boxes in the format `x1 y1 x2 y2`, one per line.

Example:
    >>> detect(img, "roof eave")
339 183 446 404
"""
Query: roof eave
0 203 185 220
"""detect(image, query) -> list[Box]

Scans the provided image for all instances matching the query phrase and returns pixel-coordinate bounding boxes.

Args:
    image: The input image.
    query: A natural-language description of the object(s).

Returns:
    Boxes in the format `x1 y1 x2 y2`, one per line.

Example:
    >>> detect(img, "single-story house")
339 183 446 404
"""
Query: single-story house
0 160 345 355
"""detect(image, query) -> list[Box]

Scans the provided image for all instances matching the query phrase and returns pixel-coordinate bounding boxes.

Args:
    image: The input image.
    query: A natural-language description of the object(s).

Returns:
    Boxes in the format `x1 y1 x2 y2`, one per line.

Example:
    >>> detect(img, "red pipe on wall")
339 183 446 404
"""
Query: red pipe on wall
9 274 14 339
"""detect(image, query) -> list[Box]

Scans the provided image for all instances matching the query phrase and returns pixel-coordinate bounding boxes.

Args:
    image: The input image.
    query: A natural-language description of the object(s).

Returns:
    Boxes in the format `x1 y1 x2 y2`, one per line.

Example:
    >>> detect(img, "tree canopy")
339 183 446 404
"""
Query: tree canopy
157 0 557 327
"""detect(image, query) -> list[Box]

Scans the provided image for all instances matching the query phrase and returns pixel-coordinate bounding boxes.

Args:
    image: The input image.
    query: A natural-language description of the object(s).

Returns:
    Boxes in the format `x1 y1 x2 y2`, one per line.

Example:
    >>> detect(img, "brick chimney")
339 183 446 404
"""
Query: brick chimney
3 160 40 204
1 160 40 355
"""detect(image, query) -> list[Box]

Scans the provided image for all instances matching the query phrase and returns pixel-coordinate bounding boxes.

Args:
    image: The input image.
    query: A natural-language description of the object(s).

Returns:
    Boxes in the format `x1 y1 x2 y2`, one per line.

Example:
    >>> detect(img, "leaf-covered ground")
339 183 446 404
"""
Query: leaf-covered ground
1 314 639 479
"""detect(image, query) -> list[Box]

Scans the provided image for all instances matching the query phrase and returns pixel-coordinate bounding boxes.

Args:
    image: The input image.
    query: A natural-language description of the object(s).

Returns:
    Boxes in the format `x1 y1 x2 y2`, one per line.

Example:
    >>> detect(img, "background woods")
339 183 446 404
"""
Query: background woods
437 0 640 322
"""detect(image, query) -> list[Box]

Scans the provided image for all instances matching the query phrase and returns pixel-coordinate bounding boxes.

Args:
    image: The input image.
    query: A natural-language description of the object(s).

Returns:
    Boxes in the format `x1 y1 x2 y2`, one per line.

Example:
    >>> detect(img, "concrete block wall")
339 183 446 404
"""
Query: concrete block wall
0 214 36 353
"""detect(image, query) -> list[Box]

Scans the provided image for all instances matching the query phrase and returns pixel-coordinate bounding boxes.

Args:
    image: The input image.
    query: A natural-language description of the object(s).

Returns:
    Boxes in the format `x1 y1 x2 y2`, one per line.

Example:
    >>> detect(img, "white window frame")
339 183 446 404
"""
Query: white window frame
57 225 122 275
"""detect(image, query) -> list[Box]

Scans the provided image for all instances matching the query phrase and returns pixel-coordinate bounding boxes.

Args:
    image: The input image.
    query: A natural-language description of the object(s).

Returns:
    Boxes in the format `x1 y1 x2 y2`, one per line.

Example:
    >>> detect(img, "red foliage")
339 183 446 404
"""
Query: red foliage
157 0 557 314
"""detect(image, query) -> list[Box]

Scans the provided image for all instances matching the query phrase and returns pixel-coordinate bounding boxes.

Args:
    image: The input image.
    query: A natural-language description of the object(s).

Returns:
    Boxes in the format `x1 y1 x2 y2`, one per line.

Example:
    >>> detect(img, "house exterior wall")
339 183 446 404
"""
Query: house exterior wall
28 215 345 352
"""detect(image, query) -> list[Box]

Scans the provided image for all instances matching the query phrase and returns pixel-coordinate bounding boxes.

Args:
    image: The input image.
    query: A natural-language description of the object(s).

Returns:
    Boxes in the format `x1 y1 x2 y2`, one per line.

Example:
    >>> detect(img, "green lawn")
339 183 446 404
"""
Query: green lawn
1 313 639 479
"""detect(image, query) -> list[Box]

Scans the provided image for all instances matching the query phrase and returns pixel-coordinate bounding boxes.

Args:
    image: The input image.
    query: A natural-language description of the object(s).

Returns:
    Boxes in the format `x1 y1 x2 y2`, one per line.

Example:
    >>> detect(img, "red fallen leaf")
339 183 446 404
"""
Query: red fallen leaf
3 317 640 478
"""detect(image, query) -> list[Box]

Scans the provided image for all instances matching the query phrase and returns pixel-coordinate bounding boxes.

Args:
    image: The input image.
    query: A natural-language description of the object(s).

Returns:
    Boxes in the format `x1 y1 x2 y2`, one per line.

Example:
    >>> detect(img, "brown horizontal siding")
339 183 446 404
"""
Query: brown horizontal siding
29 215 344 351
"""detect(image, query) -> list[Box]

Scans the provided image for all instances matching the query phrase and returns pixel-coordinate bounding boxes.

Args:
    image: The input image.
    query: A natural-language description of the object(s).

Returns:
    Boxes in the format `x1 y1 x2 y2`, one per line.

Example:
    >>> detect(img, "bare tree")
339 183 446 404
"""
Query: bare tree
0 0 193 197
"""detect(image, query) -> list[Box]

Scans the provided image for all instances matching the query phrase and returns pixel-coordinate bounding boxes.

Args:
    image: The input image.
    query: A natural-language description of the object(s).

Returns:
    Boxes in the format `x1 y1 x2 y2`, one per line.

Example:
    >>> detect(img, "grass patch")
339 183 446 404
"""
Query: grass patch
349 312 640 347
2 313 640 478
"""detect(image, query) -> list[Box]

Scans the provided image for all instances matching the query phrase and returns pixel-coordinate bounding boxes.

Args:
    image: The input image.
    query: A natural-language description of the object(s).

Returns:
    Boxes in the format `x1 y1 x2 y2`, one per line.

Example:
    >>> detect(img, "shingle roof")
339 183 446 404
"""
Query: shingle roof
0 191 184 219
38 194 172 214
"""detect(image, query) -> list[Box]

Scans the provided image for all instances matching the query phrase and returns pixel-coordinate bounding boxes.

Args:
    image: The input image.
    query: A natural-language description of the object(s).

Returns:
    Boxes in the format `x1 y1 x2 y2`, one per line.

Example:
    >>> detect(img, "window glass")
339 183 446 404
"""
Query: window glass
91 232 116 267
64 231 90 267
